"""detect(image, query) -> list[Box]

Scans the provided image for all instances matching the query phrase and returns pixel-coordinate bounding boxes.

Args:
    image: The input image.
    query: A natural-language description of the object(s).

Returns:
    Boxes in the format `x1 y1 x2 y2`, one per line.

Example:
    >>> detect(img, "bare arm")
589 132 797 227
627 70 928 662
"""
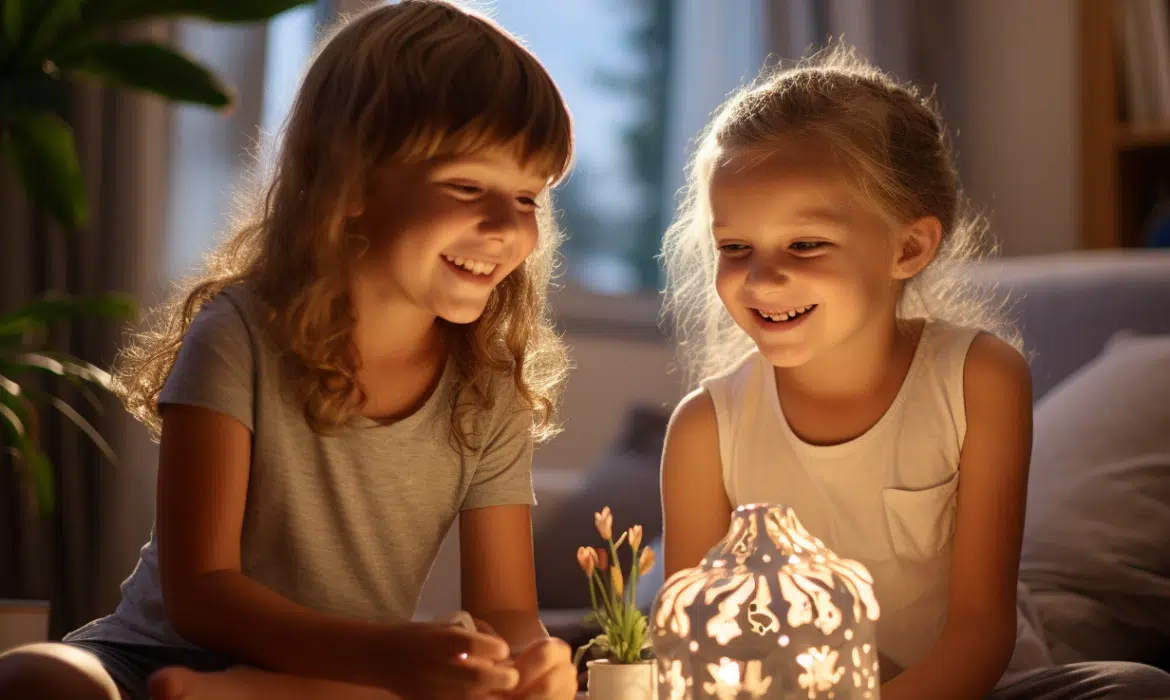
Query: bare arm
156 404 507 689
461 505 577 698
661 388 733 578
881 334 1032 700
459 504 547 650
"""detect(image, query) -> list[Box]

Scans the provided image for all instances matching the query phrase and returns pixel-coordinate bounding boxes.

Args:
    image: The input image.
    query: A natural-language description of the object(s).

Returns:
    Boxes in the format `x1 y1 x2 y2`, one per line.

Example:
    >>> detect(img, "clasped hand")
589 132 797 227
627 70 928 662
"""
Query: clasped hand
382 620 577 699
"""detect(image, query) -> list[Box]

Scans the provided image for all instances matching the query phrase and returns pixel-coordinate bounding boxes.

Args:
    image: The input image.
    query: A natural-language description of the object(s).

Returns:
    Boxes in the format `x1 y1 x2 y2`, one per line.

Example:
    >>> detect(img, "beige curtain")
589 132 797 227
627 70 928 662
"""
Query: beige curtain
0 22 172 637
765 0 960 91
0 2 324 636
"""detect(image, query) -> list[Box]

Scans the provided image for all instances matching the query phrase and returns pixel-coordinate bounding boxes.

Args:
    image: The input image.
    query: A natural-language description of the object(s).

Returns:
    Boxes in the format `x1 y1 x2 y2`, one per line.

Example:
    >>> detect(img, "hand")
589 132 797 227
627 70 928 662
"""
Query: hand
508 637 577 699
381 622 519 699
472 617 502 638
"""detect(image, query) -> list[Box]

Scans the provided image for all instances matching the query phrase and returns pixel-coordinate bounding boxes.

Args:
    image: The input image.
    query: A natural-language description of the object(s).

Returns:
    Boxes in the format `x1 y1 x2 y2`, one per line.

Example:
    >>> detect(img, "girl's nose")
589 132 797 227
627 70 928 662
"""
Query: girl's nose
746 255 792 289
478 196 523 239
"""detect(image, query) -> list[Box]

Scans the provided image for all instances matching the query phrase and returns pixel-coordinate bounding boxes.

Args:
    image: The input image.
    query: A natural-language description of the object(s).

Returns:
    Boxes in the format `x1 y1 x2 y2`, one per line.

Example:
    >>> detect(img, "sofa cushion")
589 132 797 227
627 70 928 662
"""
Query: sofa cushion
1019 332 1170 667
970 250 1170 401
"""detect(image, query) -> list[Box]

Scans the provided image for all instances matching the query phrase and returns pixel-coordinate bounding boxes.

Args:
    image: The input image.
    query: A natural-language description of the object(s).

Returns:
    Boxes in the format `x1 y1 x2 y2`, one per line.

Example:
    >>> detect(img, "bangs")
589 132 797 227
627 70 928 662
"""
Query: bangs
392 15 573 183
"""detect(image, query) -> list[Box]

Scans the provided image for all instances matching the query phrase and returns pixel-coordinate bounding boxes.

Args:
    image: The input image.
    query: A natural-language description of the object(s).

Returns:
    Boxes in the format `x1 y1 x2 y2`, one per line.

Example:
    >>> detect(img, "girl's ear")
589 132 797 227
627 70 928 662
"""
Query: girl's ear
346 189 366 218
892 215 942 280
344 175 368 218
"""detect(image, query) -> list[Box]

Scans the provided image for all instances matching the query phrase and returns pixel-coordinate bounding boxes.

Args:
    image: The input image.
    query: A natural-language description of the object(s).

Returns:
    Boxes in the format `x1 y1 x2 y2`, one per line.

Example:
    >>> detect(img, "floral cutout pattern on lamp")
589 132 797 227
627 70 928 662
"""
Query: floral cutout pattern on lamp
650 504 881 699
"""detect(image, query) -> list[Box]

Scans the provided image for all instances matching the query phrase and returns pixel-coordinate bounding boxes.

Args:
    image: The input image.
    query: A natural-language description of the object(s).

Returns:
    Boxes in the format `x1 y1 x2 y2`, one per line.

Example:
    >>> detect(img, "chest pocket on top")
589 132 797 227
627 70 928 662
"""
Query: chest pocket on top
881 471 959 561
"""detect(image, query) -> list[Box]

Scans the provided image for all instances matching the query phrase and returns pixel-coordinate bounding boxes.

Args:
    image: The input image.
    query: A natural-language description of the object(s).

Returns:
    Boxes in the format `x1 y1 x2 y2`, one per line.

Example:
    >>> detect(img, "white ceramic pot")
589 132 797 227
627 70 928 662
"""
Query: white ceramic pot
587 659 656 700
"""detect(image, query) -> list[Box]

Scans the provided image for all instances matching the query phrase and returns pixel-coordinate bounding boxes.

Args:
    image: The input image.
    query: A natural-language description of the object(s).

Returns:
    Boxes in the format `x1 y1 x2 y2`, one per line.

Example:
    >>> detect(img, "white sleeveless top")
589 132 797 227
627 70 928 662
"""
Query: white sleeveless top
701 320 1051 683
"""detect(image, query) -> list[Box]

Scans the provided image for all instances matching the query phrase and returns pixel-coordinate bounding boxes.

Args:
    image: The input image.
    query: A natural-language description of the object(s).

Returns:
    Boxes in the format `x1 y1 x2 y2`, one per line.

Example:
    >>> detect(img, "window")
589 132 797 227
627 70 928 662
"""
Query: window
491 1 767 298
165 1 769 305
163 3 324 280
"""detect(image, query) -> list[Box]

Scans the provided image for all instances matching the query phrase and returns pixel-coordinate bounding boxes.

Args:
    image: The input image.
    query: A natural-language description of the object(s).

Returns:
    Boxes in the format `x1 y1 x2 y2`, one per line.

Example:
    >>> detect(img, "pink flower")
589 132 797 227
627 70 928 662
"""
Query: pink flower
638 547 655 576
628 525 643 551
595 547 609 572
594 506 613 540
576 546 597 577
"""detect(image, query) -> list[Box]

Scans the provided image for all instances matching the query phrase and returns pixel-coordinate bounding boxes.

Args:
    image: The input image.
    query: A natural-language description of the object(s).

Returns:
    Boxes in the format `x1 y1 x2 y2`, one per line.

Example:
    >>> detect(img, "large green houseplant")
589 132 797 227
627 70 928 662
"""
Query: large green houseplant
0 0 312 516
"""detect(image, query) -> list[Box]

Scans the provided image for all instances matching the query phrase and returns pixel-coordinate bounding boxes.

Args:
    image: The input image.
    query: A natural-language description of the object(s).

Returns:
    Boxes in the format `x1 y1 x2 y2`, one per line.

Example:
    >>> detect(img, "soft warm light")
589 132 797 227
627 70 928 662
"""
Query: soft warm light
650 504 881 699
714 658 741 685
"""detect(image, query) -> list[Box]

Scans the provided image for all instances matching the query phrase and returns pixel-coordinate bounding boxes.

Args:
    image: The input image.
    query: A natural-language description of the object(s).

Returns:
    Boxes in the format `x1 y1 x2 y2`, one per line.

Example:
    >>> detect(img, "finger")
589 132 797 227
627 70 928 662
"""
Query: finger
513 639 572 694
456 656 521 692
549 666 581 700
514 663 579 700
473 617 499 637
451 628 511 663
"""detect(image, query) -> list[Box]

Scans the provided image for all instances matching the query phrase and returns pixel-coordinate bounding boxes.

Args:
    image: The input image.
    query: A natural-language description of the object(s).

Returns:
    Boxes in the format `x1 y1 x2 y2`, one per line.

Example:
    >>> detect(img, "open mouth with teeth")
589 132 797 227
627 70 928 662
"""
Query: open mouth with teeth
442 254 498 277
753 304 817 323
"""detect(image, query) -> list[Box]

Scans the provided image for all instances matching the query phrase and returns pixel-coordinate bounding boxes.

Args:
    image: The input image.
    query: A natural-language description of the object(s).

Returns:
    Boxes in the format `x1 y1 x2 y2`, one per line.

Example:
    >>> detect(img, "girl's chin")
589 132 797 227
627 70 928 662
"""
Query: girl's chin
435 301 490 326
760 347 817 369
750 333 819 368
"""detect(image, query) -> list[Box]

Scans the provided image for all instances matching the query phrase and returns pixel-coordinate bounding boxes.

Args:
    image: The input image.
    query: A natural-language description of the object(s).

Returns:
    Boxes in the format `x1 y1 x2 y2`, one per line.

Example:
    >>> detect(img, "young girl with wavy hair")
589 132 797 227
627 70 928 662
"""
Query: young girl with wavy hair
0 2 578 699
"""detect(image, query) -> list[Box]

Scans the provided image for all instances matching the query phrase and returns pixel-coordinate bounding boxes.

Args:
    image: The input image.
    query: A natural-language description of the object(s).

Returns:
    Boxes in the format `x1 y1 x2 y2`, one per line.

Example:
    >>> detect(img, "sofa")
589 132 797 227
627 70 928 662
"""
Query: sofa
532 248 1170 670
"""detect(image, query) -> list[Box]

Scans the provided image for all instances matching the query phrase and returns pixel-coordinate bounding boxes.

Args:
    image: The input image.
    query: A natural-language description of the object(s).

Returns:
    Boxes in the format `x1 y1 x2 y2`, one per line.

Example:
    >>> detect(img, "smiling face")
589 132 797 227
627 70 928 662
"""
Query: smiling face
709 145 912 368
352 146 549 325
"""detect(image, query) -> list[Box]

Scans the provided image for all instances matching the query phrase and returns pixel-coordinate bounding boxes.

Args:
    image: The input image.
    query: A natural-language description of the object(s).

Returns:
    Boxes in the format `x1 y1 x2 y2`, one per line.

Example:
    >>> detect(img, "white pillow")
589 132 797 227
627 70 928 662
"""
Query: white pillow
1019 333 1170 667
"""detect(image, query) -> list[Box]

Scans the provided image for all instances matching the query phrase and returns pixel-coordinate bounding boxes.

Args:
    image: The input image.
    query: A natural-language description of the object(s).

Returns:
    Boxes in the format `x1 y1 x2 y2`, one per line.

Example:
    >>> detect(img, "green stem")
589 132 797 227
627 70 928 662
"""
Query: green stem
586 570 600 620
629 545 640 617
606 540 625 627
591 569 617 623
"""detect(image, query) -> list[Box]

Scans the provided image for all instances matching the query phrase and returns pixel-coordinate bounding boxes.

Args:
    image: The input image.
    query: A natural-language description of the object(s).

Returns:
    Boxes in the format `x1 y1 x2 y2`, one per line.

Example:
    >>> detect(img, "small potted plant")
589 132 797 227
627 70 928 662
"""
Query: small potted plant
574 506 657 700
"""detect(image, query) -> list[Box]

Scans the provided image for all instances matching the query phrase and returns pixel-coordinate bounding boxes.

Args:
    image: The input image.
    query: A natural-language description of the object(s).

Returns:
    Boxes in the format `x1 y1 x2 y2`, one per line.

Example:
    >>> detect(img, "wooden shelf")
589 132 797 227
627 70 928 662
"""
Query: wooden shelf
1079 0 1170 248
1117 124 1170 149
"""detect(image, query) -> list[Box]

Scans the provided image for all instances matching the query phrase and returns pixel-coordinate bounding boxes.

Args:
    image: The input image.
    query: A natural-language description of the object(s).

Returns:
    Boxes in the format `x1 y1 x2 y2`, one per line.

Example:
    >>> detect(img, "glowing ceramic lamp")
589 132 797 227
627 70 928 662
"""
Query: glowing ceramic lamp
650 504 881 699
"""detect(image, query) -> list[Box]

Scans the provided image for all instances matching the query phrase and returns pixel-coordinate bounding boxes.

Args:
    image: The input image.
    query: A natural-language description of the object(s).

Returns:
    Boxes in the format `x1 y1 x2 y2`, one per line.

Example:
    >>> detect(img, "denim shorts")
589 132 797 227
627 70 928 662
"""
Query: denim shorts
65 639 235 700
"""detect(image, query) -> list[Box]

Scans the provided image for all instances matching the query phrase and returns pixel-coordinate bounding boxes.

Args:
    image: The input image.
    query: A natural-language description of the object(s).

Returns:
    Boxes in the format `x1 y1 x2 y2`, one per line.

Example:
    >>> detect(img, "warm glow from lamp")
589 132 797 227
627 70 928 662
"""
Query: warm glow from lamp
650 504 881 699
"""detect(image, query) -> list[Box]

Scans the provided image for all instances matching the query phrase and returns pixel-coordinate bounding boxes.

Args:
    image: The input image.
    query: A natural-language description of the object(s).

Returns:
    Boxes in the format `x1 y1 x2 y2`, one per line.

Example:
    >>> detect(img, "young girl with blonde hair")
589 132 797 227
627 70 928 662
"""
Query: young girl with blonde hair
0 2 578 699
660 47 1170 699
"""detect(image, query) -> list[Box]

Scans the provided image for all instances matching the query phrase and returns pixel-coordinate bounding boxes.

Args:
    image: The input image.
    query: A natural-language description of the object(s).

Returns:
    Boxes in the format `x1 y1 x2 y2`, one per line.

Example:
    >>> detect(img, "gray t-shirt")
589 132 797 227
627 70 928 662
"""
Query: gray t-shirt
66 285 536 648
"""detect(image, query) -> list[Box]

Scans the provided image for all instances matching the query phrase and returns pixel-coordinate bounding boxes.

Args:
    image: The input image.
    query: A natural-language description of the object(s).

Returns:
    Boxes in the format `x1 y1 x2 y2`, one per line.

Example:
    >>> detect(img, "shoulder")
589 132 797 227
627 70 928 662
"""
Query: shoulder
669 386 717 433
963 332 1032 407
482 367 534 434
187 284 267 341
663 387 720 468
161 285 269 429
698 349 762 398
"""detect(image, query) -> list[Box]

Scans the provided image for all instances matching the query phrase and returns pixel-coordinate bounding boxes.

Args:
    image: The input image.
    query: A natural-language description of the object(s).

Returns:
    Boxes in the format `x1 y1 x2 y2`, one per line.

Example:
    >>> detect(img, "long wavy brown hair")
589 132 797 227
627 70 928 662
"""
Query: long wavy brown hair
663 45 1018 388
114 0 574 447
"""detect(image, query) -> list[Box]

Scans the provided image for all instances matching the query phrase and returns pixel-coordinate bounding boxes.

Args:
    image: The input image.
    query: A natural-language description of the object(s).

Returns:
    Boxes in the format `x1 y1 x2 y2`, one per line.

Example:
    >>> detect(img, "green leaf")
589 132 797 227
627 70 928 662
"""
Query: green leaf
82 0 312 25
573 633 612 668
0 376 53 516
0 373 28 428
12 376 118 467
0 350 113 389
0 72 70 119
25 0 86 54
57 41 232 108
3 0 25 49
16 364 106 414
3 113 86 228
49 395 118 465
25 446 53 516
0 293 136 339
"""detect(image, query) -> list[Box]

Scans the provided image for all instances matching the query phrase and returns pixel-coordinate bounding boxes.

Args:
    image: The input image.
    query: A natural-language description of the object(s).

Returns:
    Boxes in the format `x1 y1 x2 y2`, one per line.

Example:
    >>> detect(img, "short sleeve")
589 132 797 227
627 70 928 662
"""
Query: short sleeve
157 291 256 431
460 383 536 510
